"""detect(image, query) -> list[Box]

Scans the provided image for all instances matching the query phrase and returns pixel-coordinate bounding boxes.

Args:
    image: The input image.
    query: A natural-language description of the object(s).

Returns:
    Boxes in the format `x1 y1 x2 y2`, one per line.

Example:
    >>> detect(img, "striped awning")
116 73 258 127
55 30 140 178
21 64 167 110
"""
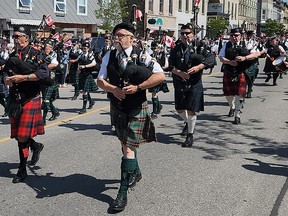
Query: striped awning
9 18 41 26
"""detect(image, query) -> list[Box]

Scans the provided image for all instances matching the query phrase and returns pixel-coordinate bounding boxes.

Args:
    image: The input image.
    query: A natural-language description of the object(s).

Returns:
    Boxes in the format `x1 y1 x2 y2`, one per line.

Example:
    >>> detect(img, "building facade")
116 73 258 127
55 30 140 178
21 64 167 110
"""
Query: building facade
0 0 101 41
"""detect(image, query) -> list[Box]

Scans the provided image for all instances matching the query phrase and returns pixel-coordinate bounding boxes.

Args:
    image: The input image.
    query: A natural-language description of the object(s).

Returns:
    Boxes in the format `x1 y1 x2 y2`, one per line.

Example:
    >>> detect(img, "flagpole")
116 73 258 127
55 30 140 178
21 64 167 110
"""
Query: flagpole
131 4 137 33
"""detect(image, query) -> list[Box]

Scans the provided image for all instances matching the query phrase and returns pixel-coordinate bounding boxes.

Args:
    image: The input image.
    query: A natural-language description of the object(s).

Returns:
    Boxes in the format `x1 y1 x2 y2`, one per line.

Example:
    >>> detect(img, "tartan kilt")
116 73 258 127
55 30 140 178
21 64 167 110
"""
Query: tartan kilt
148 81 170 93
79 74 98 92
10 96 44 139
112 101 157 147
42 83 59 101
69 69 79 84
223 72 246 97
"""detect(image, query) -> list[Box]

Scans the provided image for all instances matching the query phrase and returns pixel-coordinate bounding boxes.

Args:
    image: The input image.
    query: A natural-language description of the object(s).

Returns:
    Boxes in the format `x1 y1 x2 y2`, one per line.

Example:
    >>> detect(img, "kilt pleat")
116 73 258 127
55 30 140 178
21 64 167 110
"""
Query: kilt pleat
69 69 79 84
10 96 44 139
79 74 98 92
114 101 157 147
42 83 59 101
174 80 204 112
223 72 246 97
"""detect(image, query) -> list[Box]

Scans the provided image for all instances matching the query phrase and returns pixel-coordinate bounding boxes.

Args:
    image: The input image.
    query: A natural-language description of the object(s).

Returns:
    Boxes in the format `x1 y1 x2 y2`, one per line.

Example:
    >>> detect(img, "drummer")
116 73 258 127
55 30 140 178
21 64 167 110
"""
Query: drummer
263 35 286 86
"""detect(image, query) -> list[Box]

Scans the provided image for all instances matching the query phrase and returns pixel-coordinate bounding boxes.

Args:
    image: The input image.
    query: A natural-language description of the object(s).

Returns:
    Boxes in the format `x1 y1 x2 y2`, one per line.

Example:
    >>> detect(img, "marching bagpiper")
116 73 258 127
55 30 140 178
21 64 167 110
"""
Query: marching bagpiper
77 41 98 114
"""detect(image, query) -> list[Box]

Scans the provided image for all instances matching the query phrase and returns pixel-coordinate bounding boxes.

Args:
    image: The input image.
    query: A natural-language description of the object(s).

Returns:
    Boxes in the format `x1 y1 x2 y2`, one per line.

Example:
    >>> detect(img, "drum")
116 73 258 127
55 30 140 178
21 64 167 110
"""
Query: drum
272 56 288 72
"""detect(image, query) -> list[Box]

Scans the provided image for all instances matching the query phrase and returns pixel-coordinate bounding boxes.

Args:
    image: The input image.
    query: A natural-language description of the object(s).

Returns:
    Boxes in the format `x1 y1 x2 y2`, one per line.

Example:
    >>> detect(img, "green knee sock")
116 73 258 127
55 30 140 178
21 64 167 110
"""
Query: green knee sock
50 102 58 115
43 102 51 121
118 157 137 196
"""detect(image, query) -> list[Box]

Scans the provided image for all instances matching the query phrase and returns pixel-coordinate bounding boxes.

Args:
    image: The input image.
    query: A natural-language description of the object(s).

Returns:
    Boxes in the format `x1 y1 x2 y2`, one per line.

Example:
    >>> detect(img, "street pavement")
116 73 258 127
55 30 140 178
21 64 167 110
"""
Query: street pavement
0 59 287 216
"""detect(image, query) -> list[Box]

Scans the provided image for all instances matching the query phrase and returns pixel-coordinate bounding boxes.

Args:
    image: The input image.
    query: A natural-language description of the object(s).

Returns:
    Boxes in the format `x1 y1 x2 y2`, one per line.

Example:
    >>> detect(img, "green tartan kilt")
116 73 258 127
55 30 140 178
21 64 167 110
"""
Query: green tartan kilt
244 63 258 77
69 69 79 84
148 81 170 93
79 74 98 92
112 101 157 147
42 83 59 101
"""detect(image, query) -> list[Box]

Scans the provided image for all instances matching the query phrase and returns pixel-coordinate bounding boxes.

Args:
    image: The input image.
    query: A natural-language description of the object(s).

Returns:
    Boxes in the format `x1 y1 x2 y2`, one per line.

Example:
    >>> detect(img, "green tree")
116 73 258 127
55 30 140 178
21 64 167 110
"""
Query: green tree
95 0 129 32
207 17 229 38
264 18 285 36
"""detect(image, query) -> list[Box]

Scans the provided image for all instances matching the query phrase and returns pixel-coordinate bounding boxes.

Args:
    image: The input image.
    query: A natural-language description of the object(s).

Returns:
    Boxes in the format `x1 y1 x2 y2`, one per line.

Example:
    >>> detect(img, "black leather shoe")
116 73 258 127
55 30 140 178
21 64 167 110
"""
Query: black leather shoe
246 92 251 98
78 108 87 114
151 112 158 119
48 112 60 121
31 143 44 166
233 117 241 125
128 173 142 188
273 82 277 86
227 108 235 117
182 133 193 147
12 167 27 183
87 101 95 109
2 112 7 117
111 194 127 211
265 76 271 82
181 122 188 136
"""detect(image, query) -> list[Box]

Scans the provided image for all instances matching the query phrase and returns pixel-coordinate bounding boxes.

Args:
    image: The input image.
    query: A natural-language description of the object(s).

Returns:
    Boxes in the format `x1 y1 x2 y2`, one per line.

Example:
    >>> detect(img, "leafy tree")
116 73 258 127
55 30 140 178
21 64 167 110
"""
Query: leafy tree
207 17 229 38
264 18 285 36
95 0 129 32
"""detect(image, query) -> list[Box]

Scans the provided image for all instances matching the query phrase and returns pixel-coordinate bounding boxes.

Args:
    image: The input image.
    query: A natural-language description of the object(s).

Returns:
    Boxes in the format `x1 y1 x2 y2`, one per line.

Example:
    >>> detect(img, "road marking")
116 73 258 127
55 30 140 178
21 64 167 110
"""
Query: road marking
0 71 221 143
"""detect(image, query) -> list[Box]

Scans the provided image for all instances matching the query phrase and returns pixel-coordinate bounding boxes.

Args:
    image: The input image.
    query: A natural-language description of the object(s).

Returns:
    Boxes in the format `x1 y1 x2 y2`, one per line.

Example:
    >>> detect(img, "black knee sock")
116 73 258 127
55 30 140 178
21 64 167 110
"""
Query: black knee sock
18 141 30 168
82 95 88 109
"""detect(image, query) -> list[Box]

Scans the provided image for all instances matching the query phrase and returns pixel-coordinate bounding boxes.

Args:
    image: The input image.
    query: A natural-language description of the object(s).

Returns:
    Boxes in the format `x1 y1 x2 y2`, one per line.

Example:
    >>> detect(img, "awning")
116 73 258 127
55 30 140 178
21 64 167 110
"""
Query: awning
148 26 176 31
9 18 42 26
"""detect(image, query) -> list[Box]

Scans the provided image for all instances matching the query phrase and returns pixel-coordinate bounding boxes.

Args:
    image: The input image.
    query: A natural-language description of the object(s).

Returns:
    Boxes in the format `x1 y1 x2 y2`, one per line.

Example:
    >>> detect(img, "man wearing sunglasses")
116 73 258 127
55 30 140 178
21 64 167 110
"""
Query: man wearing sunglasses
2 26 49 183
169 23 215 147
219 28 263 124
97 22 165 212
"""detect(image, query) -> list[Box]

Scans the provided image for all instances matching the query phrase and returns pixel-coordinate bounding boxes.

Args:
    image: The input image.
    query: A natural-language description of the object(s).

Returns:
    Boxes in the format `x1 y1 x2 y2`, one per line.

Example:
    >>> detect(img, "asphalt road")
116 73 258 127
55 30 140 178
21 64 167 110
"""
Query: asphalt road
0 59 287 216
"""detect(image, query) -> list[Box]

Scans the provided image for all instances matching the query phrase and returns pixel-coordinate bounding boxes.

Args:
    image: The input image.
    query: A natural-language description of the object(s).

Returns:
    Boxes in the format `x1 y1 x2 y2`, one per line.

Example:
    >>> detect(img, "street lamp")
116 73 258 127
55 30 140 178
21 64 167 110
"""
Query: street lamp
193 5 199 27
193 5 200 49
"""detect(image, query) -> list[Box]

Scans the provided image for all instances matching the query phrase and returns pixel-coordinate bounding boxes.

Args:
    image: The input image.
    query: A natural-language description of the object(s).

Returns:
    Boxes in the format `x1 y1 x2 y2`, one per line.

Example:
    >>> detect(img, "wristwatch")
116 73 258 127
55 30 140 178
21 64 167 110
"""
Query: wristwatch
136 85 142 92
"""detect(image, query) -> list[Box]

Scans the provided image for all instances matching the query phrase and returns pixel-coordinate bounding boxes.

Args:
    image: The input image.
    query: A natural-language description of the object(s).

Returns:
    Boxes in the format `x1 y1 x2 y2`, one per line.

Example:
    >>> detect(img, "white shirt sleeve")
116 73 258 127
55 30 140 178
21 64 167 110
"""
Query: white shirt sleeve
218 42 227 57
97 51 110 79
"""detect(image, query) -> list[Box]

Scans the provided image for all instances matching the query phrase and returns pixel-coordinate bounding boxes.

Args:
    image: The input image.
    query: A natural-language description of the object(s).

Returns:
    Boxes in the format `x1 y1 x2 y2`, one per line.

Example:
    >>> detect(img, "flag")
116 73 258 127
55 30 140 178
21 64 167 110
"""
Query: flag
64 39 72 47
136 9 143 21
45 14 54 26
165 35 175 48
52 32 62 41
194 0 200 6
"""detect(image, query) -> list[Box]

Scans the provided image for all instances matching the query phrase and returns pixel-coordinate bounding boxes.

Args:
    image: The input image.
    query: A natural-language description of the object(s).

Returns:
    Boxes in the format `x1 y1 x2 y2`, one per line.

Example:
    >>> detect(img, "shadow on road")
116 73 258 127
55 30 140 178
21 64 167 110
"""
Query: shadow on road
243 158 288 177
0 162 118 204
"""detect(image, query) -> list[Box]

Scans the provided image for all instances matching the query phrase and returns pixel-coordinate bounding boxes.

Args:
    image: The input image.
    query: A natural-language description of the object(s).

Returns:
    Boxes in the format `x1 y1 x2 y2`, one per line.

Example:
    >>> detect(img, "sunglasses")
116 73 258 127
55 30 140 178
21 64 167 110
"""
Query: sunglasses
12 34 26 39
230 34 241 37
113 33 133 39
181 32 192 36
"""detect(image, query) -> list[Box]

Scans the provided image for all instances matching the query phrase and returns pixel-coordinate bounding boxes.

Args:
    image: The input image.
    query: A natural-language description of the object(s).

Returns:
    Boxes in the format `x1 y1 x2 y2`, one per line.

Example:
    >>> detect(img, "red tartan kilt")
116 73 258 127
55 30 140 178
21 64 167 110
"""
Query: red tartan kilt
10 96 45 139
223 72 246 97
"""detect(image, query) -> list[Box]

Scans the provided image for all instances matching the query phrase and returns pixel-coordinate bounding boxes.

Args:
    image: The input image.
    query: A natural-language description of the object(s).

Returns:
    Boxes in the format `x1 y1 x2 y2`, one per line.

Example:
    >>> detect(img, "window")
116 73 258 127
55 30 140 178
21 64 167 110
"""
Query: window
262 9 266 20
159 0 164 13
185 0 189 12
228 1 230 14
235 4 237 19
169 0 173 14
231 3 234 19
202 0 205 14
149 0 153 11
178 0 182 11
54 0 66 15
77 0 87 15
17 0 32 12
